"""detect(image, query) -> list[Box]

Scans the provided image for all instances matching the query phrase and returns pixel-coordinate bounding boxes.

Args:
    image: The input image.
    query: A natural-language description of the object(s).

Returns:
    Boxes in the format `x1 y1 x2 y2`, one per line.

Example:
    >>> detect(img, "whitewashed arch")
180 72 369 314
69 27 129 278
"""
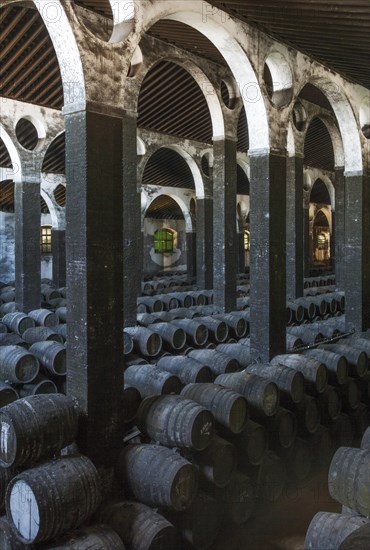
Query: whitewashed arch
304 112 345 169
142 191 193 232
0 125 22 183
163 145 205 199
140 1 270 153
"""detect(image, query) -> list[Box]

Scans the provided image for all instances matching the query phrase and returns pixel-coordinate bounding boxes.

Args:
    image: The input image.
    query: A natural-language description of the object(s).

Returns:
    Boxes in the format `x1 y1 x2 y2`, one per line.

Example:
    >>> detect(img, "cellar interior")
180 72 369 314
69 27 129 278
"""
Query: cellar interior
0 1 369 549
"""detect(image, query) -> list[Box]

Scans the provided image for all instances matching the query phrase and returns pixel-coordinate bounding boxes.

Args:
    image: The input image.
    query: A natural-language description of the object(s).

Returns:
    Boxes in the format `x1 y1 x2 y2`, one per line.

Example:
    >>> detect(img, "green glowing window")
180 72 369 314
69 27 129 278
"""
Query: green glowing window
41 225 52 254
154 229 175 253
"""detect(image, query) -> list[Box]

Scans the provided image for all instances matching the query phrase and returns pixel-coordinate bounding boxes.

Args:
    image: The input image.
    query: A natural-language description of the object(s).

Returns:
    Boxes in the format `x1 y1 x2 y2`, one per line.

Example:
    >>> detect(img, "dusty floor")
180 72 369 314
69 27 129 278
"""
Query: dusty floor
214 467 341 550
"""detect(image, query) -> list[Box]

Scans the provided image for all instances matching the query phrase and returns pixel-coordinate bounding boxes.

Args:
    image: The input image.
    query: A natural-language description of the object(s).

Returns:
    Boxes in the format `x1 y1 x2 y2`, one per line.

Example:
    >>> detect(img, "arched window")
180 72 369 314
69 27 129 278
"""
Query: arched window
41 225 52 254
154 228 176 253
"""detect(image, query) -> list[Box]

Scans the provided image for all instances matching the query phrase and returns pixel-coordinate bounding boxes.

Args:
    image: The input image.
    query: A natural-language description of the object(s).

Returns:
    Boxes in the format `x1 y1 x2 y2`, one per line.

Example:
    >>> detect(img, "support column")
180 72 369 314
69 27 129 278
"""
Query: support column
196 197 213 289
249 151 287 362
122 111 141 327
303 198 311 278
334 167 345 289
286 156 304 299
237 230 245 274
186 231 196 279
52 228 66 287
65 105 124 466
344 170 370 330
15 180 41 312
213 137 237 311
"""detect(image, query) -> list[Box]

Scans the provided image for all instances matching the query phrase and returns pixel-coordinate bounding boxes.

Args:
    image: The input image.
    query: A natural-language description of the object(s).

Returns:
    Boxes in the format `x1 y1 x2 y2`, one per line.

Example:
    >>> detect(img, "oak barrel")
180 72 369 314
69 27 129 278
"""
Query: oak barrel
22 327 64 345
6 456 102 544
305 512 369 550
180 383 248 434
28 309 59 328
44 525 125 549
0 382 18 408
124 327 162 357
246 363 304 404
2 313 35 336
0 394 79 467
29 341 66 376
157 356 213 384
124 364 182 398
187 349 240 375
0 346 39 383
136 395 214 451
116 444 198 511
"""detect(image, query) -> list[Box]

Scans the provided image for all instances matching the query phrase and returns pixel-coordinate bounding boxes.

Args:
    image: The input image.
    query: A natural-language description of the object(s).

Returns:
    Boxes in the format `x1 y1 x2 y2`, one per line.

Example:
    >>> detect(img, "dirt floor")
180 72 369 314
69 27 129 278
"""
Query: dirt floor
214 466 341 550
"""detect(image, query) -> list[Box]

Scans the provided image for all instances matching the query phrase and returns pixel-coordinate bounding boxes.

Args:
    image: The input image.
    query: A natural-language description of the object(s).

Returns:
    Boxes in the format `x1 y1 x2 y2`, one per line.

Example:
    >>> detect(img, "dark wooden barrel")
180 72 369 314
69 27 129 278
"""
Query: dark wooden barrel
22 327 64 345
215 372 279 417
167 292 194 308
328 447 370 517
170 319 209 346
310 322 341 339
157 356 213 384
116 444 198 511
29 341 66 376
146 322 186 351
271 354 328 394
18 374 58 397
287 325 324 345
124 364 182 398
136 395 214 451
0 303 17 315
137 296 164 313
124 326 162 357
0 322 7 334
53 324 67 342
342 336 370 360
294 298 316 319
0 382 18 407
122 386 141 424
137 313 160 327
305 512 369 550
284 437 312 483
295 395 321 435
6 456 102 544
215 343 251 368
213 313 248 338
43 525 125 549
361 426 370 450
157 294 180 311
122 331 133 356
348 402 370 438
216 470 255 525
0 516 31 550
339 378 361 410
246 363 304 404
0 334 28 348
232 419 268 466
55 307 67 323
338 522 370 550
0 291 15 303
100 501 177 550
180 383 248 434
304 348 348 385
319 344 367 378
0 345 39 383
257 451 286 502
166 492 219 550
287 302 305 323
329 414 354 448
41 286 61 303
187 291 207 306
195 317 229 343
286 334 303 351
166 307 201 320
0 394 79 468
188 349 240 375
260 406 297 450
28 309 59 328
194 435 237 488
317 385 342 423
1 468 14 513
2 312 35 336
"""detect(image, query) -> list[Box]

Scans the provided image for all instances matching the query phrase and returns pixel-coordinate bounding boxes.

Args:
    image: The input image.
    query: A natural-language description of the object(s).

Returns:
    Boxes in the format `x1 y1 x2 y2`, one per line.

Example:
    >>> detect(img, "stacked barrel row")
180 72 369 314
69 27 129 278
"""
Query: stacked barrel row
0 310 68 403
0 393 138 548
305 427 370 550
0 280 67 313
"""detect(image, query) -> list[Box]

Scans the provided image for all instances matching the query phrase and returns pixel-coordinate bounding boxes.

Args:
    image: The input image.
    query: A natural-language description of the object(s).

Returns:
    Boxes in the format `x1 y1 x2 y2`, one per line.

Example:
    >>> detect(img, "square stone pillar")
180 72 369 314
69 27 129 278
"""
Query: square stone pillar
286 156 304 299
212 137 237 311
64 105 124 465
334 167 345 289
52 228 66 288
344 171 370 330
249 151 287 362
196 197 213 289
186 231 196 279
15 180 41 312
122 111 141 327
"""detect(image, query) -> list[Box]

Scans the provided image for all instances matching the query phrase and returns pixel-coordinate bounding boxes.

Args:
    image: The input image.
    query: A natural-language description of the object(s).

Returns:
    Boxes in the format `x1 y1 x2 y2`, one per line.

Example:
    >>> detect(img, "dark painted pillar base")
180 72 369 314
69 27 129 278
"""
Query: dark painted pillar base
196 197 213 290
213 138 237 312
237 231 245 274
15 180 41 313
186 231 196 279
65 106 124 466
286 156 304 299
303 201 310 278
52 228 66 288
344 172 370 331
249 151 287 362
123 111 141 328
